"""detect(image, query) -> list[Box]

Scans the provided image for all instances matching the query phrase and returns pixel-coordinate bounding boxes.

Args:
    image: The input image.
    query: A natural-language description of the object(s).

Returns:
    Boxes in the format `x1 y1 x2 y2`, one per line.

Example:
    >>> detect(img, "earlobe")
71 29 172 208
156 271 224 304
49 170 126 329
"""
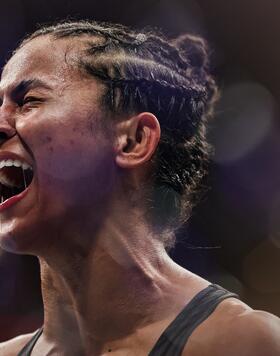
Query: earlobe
115 112 161 169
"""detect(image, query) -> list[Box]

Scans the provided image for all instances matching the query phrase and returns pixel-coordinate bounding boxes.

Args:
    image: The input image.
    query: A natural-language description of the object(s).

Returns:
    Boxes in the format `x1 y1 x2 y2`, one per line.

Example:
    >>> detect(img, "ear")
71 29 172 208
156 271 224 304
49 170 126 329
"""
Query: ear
115 112 161 169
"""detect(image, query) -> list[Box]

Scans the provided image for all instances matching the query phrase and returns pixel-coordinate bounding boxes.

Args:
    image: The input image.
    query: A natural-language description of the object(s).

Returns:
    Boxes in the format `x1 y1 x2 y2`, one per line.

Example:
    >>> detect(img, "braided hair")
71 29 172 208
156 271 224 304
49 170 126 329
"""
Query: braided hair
20 21 219 247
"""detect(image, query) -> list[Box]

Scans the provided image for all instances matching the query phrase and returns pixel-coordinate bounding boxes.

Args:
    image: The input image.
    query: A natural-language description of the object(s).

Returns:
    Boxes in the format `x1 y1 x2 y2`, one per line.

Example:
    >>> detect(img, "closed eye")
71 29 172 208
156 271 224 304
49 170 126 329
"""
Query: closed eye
22 96 43 105
19 96 44 112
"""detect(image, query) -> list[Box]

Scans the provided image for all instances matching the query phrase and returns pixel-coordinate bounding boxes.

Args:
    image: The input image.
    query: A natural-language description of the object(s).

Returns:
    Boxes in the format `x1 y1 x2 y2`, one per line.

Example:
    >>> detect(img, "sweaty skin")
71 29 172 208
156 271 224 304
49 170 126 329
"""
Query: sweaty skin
0 36 280 356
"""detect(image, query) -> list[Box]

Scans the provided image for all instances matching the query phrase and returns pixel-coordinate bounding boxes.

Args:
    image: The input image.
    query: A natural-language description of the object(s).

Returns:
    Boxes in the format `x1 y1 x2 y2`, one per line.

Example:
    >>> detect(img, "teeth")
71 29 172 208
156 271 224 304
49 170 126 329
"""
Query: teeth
0 159 32 171
13 160 21 167
6 160 13 166
22 168 27 189
22 163 30 170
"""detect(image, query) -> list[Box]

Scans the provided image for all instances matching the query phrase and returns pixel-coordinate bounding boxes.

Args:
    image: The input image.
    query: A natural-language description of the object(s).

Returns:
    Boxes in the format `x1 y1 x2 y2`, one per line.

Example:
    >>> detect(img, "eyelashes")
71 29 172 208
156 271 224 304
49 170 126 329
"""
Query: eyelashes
22 96 43 105
18 96 44 112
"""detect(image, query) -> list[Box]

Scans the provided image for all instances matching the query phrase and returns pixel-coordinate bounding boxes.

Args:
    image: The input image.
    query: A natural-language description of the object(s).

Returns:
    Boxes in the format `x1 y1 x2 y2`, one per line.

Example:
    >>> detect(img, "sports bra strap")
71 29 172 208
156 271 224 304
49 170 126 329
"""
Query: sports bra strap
148 284 239 356
17 327 43 356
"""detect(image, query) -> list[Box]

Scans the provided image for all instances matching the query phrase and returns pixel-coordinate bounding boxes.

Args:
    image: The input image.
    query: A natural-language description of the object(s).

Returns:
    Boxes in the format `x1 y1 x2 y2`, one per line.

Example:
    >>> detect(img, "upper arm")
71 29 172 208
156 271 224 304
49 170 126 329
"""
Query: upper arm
239 310 280 356
0 333 34 356
213 309 280 356
182 300 280 356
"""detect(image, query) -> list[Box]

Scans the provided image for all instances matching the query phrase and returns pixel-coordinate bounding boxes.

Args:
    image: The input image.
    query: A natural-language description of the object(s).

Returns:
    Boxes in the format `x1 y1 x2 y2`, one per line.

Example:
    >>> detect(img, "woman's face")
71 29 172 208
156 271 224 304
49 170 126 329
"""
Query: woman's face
0 35 115 253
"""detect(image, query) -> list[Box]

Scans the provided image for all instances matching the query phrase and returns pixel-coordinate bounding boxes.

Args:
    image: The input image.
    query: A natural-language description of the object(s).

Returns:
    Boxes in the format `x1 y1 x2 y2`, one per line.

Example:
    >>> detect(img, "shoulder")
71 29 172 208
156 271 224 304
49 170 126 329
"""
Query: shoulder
229 308 280 355
183 297 280 356
212 300 280 355
0 332 36 356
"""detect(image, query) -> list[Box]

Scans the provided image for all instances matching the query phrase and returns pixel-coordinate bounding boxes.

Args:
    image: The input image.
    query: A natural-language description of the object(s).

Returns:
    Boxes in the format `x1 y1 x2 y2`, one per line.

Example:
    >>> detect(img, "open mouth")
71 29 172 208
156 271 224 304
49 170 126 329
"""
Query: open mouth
0 159 34 203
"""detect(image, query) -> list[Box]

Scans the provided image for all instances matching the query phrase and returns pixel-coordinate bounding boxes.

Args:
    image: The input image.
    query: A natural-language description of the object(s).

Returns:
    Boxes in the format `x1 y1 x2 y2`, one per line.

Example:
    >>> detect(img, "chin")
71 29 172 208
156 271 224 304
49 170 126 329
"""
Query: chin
0 216 46 255
0 231 34 256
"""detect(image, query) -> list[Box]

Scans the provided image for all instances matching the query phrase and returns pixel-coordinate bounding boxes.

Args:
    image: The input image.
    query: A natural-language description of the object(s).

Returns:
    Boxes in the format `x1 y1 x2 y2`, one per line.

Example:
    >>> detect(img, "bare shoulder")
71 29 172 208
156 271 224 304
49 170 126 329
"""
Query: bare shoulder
232 308 280 354
0 332 36 356
183 297 280 356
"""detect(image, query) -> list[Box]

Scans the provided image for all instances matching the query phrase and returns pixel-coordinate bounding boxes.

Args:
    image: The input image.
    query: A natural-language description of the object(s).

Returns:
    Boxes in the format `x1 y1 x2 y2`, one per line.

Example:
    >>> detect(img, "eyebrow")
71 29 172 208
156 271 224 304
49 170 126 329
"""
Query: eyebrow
10 79 52 99
0 78 52 102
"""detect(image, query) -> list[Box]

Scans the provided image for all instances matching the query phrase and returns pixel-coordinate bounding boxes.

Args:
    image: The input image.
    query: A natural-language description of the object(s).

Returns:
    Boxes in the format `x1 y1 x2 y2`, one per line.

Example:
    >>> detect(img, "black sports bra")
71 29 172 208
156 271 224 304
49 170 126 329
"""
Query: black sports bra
18 284 238 355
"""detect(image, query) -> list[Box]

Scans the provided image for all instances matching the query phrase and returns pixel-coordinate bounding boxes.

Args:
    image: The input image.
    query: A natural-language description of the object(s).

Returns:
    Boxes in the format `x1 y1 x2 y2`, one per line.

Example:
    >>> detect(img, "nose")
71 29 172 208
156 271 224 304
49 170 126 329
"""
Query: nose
0 123 16 145
0 132 8 144
0 106 16 144
0 116 16 145
0 132 11 145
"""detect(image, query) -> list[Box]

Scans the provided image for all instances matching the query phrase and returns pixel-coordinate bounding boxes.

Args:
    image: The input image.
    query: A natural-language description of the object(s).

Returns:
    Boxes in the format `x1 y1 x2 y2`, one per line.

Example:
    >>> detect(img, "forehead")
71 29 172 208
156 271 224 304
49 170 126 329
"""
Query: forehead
1 36 85 90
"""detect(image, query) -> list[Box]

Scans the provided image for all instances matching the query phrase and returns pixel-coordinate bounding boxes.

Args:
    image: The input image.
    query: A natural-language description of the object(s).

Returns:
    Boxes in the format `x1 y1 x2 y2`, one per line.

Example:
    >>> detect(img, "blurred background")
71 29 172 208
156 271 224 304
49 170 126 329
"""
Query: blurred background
1 0 280 341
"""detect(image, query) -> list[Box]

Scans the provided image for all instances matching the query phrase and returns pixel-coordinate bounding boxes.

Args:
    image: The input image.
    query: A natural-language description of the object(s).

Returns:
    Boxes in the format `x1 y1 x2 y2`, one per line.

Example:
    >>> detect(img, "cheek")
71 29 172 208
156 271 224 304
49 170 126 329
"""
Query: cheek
39 137 115 198
17 111 116 199
38 148 115 218
18 108 113 177
39 138 99 180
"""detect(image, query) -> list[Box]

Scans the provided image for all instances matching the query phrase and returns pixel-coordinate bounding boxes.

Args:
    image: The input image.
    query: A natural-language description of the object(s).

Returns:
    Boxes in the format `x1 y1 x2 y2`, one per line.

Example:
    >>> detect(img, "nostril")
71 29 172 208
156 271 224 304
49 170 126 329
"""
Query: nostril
0 132 8 143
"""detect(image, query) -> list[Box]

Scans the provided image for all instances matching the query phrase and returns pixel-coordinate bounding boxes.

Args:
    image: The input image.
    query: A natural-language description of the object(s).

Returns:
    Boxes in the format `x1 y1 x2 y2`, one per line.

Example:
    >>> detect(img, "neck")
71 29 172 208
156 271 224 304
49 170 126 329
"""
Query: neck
38 205 190 355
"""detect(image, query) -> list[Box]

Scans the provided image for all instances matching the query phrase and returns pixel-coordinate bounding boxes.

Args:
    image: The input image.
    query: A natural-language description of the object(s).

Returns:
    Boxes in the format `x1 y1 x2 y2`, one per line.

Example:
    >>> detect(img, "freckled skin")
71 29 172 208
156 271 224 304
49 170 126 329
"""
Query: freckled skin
0 36 115 253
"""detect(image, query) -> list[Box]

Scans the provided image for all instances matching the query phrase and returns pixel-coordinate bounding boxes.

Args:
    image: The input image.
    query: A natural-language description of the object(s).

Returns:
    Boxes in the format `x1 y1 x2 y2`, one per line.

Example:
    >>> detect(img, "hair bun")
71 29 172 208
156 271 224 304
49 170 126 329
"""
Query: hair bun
172 34 209 71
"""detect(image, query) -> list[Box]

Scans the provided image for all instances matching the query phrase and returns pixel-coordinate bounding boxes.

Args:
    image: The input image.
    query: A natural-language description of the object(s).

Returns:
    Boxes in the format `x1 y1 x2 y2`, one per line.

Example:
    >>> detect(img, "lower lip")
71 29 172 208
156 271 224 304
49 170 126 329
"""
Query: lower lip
0 185 31 212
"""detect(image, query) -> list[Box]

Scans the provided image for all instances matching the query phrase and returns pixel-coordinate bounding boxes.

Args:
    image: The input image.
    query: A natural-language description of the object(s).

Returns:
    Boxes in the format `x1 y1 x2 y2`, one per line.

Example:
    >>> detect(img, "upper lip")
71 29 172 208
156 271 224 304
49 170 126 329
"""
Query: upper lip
0 151 33 168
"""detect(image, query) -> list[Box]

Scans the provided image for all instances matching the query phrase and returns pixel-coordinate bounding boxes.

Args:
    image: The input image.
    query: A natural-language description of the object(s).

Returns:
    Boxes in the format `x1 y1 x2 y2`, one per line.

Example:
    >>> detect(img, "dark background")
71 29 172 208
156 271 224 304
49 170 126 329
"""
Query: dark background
1 0 280 341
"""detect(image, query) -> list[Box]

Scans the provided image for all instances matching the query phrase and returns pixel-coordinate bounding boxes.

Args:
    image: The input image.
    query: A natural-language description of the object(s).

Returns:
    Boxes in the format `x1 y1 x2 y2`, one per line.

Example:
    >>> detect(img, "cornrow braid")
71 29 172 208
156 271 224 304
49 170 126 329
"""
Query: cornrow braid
110 78 206 135
20 20 219 247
